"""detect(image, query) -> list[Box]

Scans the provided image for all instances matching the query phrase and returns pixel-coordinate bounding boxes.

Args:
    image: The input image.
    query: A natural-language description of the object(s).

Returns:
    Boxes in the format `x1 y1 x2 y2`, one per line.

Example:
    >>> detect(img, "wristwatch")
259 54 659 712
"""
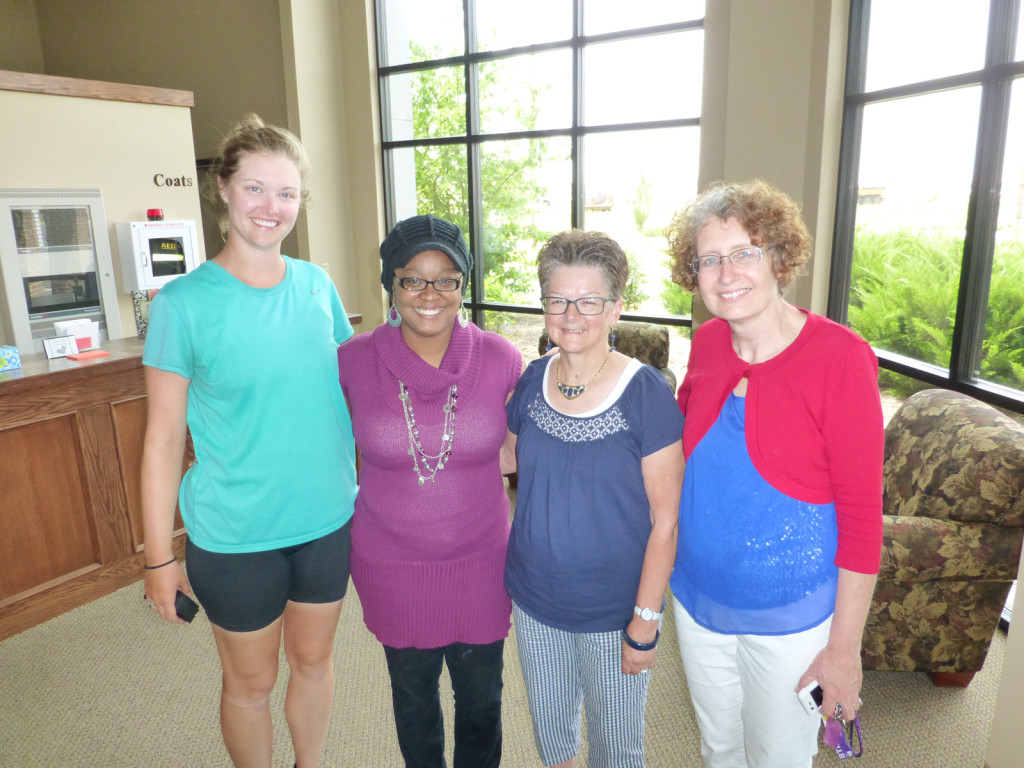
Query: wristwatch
634 605 663 622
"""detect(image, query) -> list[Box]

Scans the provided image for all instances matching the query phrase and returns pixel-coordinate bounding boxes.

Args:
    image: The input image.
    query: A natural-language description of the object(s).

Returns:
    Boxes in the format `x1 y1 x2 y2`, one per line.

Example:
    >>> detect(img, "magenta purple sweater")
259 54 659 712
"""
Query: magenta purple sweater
338 321 522 648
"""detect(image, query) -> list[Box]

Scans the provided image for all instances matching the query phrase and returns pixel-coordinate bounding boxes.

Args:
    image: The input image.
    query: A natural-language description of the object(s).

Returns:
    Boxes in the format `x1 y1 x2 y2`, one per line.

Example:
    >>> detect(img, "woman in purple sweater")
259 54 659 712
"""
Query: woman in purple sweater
337 215 522 768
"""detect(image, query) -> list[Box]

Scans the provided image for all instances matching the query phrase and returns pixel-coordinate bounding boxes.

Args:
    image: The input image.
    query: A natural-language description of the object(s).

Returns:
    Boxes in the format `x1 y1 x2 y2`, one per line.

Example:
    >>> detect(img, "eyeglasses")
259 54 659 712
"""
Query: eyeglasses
691 247 764 274
396 276 463 292
540 296 614 315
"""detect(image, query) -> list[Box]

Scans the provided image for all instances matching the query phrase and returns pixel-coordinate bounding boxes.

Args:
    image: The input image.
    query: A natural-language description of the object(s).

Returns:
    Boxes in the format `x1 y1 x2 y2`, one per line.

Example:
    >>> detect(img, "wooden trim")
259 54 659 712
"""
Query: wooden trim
0 536 187 642
0 70 194 108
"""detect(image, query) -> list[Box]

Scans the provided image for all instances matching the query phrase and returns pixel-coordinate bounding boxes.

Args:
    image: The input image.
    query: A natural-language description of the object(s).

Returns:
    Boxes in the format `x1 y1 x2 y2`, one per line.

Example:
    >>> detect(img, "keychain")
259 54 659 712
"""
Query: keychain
822 705 863 759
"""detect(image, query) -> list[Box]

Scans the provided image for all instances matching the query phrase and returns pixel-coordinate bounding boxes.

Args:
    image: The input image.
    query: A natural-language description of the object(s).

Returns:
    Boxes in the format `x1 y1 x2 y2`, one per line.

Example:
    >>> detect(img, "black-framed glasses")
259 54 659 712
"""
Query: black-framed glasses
396 276 463 292
691 246 764 274
540 296 614 315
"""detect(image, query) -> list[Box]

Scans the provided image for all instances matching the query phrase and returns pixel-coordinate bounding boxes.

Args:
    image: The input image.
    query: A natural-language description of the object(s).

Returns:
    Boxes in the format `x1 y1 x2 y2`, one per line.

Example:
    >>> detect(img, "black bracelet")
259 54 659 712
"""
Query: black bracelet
622 621 659 651
144 557 177 570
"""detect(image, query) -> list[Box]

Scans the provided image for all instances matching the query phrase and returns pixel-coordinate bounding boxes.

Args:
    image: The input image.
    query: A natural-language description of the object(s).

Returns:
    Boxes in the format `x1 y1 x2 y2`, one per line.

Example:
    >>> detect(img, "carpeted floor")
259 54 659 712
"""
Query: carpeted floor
0 569 1004 767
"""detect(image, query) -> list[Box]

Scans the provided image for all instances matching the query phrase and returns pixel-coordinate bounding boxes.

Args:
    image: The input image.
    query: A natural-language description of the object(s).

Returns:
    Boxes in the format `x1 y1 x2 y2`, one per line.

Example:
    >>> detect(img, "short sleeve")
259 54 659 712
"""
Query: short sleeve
506 358 544 435
328 278 354 345
630 365 686 457
142 290 194 379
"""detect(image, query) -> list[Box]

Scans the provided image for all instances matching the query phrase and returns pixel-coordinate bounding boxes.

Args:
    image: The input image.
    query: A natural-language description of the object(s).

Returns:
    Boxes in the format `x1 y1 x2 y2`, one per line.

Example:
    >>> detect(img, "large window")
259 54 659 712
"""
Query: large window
375 0 704 362
831 0 1024 413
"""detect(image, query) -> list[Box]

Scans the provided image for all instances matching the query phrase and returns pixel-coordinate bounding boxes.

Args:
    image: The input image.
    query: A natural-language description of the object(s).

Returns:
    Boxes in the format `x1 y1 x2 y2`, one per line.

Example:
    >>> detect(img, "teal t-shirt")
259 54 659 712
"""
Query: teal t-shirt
143 257 357 552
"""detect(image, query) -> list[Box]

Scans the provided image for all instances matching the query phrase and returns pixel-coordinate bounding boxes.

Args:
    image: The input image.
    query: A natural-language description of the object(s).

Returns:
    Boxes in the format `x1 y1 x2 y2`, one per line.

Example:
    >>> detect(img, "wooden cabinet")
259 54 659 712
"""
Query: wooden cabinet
0 338 185 640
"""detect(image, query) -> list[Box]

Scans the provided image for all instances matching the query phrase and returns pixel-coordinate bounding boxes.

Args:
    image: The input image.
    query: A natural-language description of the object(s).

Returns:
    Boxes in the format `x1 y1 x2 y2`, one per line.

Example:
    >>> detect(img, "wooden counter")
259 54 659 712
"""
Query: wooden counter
0 337 184 640
0 317 362 640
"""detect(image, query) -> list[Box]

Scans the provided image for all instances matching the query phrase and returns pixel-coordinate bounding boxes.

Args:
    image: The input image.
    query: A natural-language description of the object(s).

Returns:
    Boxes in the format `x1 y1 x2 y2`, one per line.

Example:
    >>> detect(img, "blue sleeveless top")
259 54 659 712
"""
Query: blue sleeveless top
670 394 838 634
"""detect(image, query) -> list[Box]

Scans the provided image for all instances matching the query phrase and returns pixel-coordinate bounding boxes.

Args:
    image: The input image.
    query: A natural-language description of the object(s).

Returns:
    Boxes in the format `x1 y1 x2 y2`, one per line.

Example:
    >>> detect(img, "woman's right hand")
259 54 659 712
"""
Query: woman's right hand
144 562 191 624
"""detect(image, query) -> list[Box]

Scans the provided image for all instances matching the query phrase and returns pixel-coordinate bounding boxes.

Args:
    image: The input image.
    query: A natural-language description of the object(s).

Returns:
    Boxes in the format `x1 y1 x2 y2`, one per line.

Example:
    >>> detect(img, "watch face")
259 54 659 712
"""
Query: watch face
637 606 657 621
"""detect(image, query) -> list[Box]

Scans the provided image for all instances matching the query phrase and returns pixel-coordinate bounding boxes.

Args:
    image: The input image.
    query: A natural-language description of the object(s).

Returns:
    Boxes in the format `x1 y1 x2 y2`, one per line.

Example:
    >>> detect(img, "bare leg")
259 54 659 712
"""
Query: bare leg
210 618 284 768
282 599 345 768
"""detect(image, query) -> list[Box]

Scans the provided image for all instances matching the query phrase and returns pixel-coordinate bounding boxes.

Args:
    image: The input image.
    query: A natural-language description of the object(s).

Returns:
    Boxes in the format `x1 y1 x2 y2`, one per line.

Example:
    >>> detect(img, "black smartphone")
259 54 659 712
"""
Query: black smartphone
174 590 200 622
144 589 200 622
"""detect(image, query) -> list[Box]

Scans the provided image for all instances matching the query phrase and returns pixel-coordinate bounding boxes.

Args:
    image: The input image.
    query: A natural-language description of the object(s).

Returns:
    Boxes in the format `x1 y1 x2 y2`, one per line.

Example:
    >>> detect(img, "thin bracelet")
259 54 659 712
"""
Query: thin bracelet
144 557 177 570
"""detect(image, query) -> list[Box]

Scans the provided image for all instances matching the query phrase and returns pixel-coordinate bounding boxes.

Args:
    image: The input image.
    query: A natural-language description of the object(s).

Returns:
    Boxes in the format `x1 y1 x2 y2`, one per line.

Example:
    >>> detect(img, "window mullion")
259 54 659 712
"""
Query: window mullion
950 0 1017 382
827 0 871 324
464 0 485 318
571 0 584 229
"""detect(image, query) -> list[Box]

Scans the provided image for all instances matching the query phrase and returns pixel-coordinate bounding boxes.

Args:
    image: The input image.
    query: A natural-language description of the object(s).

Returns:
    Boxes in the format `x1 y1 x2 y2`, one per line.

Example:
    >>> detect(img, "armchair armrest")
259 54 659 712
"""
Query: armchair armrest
877 515 1023 582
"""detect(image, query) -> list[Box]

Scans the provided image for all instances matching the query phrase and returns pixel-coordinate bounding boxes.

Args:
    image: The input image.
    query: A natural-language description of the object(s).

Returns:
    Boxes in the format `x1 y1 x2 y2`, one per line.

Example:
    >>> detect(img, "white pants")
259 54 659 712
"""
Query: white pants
673 597 829 768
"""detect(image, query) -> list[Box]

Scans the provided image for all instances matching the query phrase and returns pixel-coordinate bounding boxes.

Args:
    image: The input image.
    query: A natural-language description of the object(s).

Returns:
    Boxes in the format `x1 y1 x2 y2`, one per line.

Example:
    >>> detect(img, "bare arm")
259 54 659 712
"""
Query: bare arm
499 429 519 476
797 568 877 718
140 366 192 624
499 357 527 476
622 439 684 675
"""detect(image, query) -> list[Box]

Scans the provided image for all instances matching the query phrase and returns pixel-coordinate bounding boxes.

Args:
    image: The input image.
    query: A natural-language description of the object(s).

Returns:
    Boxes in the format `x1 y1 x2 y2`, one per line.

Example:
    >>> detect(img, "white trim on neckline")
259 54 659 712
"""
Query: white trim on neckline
541 355 643 417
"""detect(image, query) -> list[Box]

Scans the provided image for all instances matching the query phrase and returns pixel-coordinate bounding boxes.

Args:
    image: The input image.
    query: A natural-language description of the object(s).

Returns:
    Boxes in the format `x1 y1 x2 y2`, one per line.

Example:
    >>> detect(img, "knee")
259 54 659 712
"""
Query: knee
222 663 279 707
286 644 334 684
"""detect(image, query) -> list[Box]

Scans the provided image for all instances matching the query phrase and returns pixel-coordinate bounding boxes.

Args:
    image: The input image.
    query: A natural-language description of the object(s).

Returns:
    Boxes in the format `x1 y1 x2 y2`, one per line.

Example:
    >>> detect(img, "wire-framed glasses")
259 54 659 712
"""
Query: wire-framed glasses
540 296 614 315
396 276 463 292
691 246 764 274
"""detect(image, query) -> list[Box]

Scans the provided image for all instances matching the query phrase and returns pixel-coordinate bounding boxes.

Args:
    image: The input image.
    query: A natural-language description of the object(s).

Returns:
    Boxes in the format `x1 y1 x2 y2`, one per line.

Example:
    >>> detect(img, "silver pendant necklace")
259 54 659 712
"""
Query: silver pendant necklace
398 381 458 485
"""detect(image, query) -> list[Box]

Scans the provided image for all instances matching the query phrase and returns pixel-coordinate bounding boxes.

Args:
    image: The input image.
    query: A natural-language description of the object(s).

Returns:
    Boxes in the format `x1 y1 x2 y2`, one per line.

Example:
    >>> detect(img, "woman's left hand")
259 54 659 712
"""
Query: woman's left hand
796 569 877 720
621 615 660 675
621 641 658 675
799 644 862 720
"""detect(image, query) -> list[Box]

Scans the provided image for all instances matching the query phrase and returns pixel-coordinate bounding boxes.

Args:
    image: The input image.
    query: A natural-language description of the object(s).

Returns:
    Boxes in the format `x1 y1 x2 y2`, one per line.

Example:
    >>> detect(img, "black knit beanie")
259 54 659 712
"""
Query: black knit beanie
379 214 472 296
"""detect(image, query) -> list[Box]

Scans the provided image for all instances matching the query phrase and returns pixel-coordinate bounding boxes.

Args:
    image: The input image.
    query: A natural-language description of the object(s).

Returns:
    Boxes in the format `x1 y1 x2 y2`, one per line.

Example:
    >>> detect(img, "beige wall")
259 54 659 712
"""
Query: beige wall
27 0 297 265
278 0 384 319
986 559 1024 767
699 0 847 319
0 88 205 340
0 0 44 72
31 0 288 158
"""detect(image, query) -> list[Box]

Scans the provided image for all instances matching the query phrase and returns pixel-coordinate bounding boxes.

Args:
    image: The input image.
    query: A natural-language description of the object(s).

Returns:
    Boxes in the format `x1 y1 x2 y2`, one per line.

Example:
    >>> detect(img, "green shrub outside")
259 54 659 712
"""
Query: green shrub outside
849 228 1024 394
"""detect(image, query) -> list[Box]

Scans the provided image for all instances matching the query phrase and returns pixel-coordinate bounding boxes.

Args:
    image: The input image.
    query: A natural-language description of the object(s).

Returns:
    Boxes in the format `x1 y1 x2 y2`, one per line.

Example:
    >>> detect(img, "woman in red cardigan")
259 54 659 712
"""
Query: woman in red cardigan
665 180 883 766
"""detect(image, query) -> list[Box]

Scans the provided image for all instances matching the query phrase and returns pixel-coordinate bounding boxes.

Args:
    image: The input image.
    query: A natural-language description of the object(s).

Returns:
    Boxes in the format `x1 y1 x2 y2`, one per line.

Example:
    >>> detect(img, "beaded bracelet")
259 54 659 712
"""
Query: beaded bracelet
144 557 177 570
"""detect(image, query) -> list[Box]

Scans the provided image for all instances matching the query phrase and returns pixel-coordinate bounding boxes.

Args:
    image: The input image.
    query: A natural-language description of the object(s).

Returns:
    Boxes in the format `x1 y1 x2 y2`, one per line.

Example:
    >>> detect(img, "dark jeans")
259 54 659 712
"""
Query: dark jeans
382 640 504 768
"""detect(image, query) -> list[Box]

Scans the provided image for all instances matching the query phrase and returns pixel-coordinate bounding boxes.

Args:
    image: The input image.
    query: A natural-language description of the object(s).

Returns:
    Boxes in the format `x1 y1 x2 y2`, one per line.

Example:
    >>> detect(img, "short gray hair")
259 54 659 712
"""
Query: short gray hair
537 229 628 299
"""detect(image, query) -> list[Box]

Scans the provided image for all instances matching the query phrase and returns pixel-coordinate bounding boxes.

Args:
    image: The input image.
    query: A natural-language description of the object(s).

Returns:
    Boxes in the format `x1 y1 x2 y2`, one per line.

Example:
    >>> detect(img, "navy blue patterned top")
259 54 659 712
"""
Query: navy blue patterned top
505 356 684 632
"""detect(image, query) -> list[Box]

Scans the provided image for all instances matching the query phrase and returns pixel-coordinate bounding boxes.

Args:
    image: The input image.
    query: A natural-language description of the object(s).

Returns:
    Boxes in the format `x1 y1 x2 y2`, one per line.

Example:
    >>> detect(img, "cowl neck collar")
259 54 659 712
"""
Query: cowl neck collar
372 320 478 395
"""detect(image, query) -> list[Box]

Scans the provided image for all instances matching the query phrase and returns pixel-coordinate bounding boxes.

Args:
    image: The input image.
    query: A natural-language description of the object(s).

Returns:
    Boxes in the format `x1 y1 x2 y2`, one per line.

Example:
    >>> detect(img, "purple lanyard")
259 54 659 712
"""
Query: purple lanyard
823 708 863 759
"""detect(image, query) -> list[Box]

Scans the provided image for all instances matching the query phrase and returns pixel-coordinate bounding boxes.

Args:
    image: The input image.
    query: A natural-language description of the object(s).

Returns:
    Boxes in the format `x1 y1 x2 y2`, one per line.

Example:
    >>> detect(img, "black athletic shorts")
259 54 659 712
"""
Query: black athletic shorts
184 519 352 632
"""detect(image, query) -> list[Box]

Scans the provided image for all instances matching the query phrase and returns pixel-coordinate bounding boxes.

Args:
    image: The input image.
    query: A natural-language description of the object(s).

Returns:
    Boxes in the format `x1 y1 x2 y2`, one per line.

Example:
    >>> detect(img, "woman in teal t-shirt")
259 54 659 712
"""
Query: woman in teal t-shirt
141 114 356 768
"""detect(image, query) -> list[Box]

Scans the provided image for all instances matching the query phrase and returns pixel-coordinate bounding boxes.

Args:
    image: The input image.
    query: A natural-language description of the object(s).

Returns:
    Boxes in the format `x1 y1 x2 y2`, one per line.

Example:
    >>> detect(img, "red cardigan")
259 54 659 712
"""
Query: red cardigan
678 311 884 574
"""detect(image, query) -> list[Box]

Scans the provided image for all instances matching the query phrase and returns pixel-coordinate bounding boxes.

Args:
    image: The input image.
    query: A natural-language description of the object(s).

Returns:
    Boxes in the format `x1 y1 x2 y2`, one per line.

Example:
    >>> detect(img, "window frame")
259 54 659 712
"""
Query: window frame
373 0 703 330
829 0 1024 414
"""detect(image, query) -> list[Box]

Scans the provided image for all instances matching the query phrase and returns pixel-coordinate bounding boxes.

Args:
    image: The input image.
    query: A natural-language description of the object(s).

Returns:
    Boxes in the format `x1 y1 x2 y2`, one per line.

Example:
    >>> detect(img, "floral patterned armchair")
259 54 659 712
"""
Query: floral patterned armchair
861 389 1024 686
538 320 676 391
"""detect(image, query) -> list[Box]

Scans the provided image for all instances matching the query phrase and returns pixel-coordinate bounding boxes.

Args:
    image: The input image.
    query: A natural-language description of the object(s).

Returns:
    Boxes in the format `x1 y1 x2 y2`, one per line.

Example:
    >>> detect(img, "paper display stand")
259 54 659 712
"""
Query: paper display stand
53 319 100 352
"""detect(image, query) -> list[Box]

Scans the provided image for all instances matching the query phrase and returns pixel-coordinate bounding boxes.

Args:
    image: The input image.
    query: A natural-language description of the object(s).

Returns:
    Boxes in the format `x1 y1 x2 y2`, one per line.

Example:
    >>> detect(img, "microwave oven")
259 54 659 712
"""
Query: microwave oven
115 220 201 292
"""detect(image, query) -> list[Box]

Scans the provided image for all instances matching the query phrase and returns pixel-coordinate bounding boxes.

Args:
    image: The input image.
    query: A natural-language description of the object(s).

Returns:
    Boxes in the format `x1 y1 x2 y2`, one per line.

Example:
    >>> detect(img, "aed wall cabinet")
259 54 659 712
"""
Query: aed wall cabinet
115 220 200 292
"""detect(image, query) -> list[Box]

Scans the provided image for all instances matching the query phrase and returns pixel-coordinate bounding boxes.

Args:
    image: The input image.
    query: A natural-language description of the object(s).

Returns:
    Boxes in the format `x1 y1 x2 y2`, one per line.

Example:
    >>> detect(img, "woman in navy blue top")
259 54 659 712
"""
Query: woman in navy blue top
504 229 684 768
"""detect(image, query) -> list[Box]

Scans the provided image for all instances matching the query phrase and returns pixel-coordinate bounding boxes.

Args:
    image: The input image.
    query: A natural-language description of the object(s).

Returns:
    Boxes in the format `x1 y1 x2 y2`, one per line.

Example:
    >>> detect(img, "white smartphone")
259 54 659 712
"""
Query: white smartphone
797 680 823 716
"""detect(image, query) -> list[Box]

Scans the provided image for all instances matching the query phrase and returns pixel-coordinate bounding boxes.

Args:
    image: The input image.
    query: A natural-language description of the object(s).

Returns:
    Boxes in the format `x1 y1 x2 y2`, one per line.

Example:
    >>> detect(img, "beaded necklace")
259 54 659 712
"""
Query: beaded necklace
555 350 611 400
398 381 458 485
